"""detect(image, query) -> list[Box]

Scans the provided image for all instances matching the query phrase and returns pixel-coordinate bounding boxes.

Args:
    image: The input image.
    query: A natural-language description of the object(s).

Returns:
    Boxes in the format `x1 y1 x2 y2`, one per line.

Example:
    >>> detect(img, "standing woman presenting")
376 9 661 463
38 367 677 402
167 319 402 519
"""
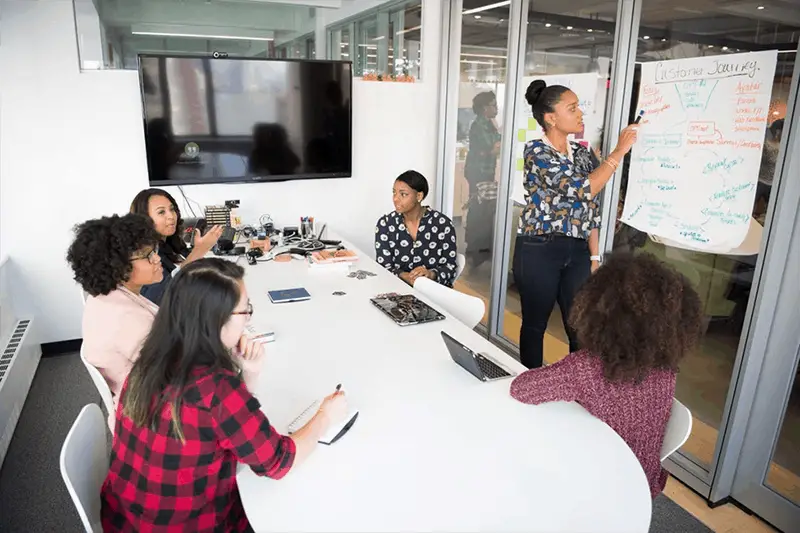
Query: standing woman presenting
514 80 639 369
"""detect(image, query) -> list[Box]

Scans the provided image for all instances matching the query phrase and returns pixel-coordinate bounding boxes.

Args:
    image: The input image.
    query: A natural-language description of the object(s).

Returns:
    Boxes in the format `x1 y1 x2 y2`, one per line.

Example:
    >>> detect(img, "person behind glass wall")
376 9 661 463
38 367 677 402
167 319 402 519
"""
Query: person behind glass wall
464 91 501 269
130 188 223 305
101 258 347 531
514 80 639 369
375 171 459 287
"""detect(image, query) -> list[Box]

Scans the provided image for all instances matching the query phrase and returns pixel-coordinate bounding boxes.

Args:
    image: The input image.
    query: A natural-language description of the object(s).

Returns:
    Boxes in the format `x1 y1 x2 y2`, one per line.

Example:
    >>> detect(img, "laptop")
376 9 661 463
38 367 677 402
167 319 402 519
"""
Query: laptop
370 293 445 326
441 331 517 382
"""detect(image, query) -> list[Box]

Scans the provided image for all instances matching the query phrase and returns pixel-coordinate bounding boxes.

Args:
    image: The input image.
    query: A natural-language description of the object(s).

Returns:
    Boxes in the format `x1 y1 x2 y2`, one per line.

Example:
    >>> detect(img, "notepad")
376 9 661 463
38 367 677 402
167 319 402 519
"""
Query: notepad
268 287 311 303
287 399 359 445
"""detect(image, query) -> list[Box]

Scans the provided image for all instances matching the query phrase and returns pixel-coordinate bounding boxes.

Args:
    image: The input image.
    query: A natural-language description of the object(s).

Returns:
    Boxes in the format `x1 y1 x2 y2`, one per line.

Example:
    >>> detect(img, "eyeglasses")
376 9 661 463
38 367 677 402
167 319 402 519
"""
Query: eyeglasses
131 247 159 264
231 302 254 317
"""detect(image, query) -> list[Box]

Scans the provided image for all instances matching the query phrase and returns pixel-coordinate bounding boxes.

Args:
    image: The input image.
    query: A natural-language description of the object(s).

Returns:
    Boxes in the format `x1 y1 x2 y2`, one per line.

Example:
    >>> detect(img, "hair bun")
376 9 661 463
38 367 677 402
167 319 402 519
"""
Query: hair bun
525 80 547 107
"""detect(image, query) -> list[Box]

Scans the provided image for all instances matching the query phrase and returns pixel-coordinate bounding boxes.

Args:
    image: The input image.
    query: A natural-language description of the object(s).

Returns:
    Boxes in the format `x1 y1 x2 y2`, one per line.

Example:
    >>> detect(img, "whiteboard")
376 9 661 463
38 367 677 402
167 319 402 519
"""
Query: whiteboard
621 50 778 251
512 72 608 205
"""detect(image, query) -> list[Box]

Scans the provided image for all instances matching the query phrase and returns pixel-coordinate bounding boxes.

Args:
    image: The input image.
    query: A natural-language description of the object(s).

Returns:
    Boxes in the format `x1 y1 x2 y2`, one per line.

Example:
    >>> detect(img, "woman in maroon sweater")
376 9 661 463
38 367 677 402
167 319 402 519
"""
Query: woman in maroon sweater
510 252 702 498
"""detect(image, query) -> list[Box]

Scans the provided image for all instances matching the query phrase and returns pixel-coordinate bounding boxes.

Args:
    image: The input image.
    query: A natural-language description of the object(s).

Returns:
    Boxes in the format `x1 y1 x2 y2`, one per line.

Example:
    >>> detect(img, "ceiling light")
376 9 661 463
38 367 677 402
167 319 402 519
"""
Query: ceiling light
587 28 593 32
643 35 650 40
661 38 667 42
463 1 511 15
566 26 573 30
545 23 552 28
757 5 765 9
131 31 273 41
708 45 714 48
396 25 421 35
722 46 728 50
474 15 482 19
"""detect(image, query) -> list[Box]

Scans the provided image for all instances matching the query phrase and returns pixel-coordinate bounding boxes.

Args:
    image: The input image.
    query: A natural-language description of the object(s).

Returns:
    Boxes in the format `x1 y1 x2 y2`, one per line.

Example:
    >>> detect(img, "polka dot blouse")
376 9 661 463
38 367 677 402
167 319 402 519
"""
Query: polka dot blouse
374 208 458 287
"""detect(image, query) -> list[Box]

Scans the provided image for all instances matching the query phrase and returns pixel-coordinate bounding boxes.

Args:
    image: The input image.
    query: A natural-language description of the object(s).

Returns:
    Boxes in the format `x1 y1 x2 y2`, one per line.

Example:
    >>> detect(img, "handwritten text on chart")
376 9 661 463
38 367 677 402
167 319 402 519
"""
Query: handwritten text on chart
703 157 743 174
655 59 760 84
624 51 777 250
710 183 754 202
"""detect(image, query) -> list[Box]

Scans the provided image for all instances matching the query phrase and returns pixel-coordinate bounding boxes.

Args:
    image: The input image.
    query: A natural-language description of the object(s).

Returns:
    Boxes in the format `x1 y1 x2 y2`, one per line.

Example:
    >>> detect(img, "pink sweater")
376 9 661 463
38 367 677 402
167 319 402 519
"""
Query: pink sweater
510 350 675 498
82 287 157 399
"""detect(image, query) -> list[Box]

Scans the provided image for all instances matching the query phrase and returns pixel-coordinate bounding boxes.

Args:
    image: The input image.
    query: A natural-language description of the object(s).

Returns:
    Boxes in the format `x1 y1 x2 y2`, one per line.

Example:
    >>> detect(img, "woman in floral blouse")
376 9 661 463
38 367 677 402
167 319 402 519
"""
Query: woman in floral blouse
514 79 639 369
375 170 458 287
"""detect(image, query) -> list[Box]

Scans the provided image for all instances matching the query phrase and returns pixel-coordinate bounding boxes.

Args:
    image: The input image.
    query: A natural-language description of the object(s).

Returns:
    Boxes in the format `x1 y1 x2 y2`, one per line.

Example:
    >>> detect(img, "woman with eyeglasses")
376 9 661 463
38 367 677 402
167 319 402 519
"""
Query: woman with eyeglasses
67 214 163 428
102 258 347 532
130 188 224 306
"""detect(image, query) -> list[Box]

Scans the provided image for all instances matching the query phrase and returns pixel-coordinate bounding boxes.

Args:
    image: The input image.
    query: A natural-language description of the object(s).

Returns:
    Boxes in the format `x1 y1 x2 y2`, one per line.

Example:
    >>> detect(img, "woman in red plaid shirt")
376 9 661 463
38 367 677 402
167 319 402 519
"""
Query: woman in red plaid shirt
101 258 347 532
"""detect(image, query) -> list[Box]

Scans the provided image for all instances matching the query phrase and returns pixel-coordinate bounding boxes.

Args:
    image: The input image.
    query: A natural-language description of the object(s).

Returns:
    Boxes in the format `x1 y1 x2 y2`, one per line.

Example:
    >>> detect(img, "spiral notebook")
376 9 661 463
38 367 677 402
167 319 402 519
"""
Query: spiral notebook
287 399 359 445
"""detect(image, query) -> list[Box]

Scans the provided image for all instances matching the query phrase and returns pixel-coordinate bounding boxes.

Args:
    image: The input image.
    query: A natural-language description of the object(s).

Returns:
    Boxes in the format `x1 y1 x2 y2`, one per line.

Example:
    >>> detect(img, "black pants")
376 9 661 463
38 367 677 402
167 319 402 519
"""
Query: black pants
512 234 591 369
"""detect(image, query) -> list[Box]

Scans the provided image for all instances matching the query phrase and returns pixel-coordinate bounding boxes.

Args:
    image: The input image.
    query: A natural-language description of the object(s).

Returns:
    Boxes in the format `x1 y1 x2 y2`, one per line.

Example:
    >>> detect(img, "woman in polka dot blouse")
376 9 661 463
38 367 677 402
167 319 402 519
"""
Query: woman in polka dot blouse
375 170 458 287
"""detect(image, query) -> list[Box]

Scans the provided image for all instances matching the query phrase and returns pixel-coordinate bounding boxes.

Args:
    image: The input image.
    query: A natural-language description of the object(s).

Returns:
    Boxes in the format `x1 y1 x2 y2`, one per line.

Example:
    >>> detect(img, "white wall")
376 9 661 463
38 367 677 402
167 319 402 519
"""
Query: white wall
0 0 443 344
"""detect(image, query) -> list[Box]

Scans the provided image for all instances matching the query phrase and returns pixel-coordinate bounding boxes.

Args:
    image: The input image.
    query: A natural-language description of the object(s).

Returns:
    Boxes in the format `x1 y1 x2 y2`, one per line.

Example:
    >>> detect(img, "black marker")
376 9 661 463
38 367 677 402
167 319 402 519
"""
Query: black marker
335 383 342 392
634 110 645 124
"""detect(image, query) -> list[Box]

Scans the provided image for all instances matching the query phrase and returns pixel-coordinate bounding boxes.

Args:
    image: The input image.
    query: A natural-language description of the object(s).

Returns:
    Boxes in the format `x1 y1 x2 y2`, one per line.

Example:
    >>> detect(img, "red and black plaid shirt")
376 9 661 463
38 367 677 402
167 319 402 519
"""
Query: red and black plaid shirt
101 367 296 532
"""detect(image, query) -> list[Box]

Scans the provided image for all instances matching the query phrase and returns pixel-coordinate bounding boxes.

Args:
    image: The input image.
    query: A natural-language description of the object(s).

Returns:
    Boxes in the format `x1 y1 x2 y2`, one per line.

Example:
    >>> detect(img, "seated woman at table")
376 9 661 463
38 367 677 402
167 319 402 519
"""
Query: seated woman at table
375 170 458 287
102 258 347 532
66 214 162 428
509 253 702 498
130 188 223 305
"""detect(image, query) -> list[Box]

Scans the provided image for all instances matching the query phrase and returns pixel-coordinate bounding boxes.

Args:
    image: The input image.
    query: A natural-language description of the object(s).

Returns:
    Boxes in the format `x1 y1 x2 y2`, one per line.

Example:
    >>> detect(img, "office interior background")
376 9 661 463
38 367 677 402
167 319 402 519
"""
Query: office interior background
0 0 798 531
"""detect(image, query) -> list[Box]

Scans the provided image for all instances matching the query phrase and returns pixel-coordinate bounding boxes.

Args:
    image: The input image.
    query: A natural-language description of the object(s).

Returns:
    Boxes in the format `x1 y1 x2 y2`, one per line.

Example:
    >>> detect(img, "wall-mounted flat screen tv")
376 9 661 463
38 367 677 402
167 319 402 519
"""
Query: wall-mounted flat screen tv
138 54 352 185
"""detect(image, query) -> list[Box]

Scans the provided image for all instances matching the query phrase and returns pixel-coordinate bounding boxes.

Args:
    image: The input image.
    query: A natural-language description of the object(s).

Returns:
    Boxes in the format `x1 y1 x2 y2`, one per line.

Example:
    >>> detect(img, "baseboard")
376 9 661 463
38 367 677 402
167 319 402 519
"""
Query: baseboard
40 339 82 357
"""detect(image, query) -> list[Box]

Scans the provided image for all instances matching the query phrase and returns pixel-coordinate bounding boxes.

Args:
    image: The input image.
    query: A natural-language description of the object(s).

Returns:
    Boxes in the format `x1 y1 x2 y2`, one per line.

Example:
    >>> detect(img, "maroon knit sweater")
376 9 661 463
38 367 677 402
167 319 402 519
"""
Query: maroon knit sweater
509 350 675 498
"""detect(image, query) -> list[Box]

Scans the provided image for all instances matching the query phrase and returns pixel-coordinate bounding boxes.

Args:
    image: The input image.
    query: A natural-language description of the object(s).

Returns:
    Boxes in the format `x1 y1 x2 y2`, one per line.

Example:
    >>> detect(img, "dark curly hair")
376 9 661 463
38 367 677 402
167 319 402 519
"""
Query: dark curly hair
66 214 160 297
569 252 703 383
130 188 188 263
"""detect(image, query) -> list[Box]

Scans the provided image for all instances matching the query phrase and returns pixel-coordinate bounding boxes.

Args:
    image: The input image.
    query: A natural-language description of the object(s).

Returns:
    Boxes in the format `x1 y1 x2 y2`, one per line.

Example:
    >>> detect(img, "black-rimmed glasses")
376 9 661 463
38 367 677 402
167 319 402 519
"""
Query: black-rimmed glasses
131 247 159 264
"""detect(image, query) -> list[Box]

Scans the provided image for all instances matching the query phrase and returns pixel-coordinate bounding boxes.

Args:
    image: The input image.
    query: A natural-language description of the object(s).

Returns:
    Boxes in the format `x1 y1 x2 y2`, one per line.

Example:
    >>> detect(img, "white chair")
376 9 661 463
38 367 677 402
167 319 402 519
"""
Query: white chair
80 346 114 416
660 398 693 461
414 276 485 329
455 253 466 281
59 404 110 533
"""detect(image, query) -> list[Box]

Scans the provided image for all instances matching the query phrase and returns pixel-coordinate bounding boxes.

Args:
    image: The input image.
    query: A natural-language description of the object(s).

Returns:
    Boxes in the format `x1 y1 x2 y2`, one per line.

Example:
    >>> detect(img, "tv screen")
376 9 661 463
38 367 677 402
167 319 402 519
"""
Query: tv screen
138 54 352 185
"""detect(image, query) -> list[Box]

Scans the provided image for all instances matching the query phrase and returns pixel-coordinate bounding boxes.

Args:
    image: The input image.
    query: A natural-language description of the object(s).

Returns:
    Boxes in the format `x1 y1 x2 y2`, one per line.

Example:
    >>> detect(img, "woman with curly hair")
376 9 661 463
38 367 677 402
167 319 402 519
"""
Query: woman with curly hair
130 188 223 305
67 214 163 424
509 252 703 498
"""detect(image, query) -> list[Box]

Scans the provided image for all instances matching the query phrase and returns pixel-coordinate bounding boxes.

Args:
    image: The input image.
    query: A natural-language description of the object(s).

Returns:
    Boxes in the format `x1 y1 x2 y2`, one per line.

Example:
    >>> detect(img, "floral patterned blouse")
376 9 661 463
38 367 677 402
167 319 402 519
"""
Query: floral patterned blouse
375 208 458 287
518 138 601 240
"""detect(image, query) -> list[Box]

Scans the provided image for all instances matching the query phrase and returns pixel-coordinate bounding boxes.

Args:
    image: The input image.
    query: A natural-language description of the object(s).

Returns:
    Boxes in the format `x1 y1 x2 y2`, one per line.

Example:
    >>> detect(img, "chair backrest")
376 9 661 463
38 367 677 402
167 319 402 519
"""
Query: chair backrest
414 277 485 329
660 398 693 461
455 253 466 281
59 404 109 533
80 346 115 416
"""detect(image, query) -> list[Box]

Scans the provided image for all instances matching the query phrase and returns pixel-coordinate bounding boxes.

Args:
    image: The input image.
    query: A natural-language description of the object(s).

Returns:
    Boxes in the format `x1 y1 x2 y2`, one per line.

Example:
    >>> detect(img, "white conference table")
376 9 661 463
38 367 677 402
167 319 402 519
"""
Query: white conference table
236 239 652 533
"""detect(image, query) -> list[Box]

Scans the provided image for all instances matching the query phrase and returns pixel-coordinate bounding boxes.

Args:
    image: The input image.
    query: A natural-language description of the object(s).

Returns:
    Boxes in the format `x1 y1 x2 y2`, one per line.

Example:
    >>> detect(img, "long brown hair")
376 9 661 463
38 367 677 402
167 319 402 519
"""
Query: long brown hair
122 258 244 442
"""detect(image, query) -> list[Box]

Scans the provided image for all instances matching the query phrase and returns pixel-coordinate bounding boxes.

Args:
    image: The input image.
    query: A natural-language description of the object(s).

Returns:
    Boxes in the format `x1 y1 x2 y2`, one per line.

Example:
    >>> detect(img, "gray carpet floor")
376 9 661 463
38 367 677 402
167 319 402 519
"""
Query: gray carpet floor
0 353 712 533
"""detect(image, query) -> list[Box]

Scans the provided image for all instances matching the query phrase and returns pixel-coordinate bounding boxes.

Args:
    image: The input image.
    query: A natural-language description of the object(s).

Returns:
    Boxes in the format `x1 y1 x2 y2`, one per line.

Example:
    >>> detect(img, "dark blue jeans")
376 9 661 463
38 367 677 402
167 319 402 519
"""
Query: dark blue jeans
512 234 591 369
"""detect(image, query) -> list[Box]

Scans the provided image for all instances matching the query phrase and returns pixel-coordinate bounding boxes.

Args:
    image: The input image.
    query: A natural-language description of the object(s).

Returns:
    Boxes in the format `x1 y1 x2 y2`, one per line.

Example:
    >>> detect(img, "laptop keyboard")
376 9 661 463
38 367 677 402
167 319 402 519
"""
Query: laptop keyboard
476 354 511 379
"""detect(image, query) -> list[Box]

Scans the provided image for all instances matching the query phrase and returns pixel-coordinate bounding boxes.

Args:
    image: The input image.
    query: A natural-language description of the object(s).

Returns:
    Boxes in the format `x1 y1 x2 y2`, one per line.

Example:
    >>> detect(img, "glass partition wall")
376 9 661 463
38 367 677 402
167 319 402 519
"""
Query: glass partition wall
438 1 800 529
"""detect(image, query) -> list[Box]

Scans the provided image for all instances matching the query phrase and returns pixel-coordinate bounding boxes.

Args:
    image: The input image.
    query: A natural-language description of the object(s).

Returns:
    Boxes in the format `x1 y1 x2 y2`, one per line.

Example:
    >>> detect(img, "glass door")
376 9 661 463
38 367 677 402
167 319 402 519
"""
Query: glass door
605 0 799 488
726 74 800 531
448 0 513 328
